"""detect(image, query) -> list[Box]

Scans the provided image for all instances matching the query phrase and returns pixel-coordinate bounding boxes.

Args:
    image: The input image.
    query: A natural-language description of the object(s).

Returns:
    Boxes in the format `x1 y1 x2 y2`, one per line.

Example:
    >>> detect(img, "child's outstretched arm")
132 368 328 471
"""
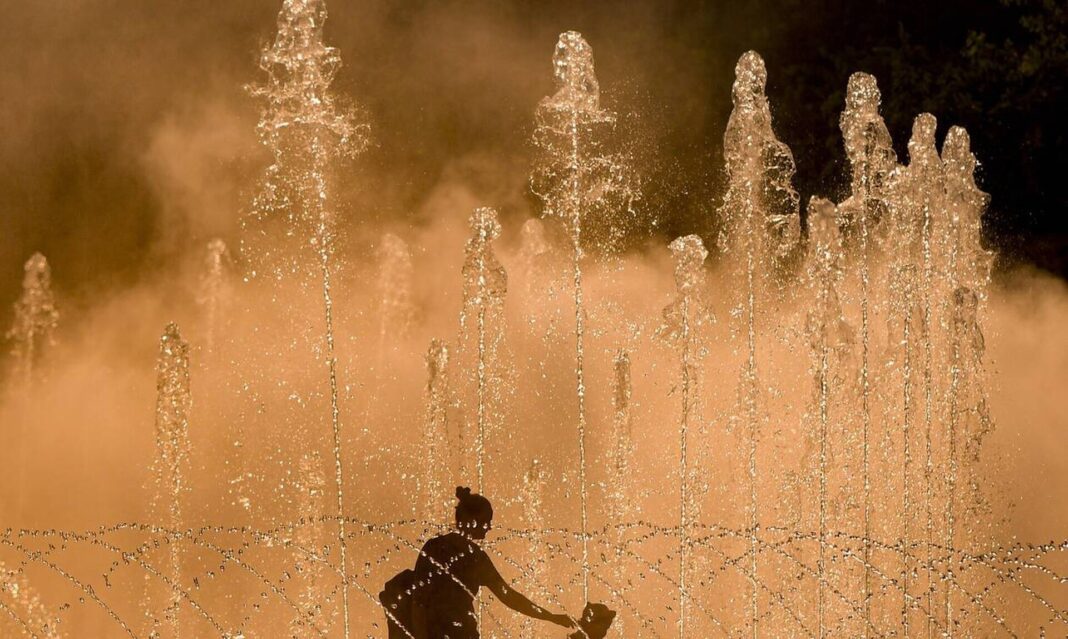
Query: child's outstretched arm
481 557 574 628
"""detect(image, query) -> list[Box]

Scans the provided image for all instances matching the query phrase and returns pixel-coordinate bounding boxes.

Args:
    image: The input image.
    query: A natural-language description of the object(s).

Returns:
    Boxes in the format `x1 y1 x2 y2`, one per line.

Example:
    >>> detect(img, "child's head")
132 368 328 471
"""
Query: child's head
454 486 493 539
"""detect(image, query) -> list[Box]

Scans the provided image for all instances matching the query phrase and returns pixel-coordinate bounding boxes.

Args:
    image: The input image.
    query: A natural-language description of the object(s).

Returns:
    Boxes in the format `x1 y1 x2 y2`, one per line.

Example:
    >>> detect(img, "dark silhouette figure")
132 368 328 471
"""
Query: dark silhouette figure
381 486 576 638
569 603 616 639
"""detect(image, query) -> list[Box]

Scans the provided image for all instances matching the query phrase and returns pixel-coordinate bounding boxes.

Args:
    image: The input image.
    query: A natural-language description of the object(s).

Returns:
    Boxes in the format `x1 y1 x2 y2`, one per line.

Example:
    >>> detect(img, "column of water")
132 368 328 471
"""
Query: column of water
531 32 616 600
6 253 59 520
662 235 708 639
719 52 801 634
805 197 847 637
940 125 992 636
246 2 369 633
150 323 192 638
197 239 230 356
911 115 941 639
840 73 897 634
424 340 450 524
610 350 633 638
459 207 507 493
459 207 508 634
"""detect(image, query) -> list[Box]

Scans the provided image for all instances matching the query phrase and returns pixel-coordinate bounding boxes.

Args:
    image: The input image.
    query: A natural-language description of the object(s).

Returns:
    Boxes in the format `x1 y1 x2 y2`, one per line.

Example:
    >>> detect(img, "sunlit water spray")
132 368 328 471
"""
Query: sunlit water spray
532 29 639 603
838 71 897 633
458 207 508 493
241 0 369 635
718 51 801 635
6 254 59 388
197 239 232 357
6 253 59 519
606 349 634 638
145 323 192 639
940 124 992 636
377 233 417 346
660 235 710 639
423 339 451 523
804 196 849 637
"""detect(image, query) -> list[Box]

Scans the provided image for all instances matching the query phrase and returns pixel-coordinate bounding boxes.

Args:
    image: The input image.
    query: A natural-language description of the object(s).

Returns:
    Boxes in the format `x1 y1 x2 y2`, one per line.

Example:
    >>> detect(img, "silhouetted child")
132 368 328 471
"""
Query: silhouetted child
380 486 574 638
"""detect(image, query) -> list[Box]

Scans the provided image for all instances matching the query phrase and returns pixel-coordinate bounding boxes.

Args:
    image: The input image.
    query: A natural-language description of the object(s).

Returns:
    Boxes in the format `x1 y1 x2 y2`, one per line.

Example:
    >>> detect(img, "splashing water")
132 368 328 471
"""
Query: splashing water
803 196 851 637
241 1 369 635
0 562 61 638
719 52 801 266
838 71 897 633
458 211 508 634
532 30 640 603
423 339 451 523
606 349 634 637
6 253 59 521
459 207 508 492
719 51 801 635
197 239 232 357
145 323 192 639
6 253 59 387
660 234 711 639
377 233 417 344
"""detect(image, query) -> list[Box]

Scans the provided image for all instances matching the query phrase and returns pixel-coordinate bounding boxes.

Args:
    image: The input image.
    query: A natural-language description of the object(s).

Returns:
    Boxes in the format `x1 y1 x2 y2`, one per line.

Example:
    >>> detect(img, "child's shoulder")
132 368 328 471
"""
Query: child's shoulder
423 531 476 553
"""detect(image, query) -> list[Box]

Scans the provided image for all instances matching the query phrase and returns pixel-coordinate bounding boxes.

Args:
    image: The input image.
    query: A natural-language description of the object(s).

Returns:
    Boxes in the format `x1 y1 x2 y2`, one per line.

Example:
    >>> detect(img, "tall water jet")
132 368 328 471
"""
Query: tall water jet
532 30 638 601
838 71 897 633
423 339 451 523
804 197 852 637
718 51 800 634
941 126 993 300
939 127 992 635
458 207 508 491
911 114 945 637
197 239 231 356
660 235 710 639
884 253 918 637
377 233 417 344
521 459 549 639
243 1 368 633
6 253 59 387
533 32 598 600
886 113 943 636
517 218 561 337
608 349 634 599
291 451 329 636
147 323 191 639
6 253 59 519
457 207 509 633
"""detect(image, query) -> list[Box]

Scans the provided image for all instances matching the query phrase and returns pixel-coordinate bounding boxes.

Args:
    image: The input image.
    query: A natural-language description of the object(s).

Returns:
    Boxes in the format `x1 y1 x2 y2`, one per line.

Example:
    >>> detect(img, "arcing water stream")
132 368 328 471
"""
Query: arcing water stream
1 1 1066 637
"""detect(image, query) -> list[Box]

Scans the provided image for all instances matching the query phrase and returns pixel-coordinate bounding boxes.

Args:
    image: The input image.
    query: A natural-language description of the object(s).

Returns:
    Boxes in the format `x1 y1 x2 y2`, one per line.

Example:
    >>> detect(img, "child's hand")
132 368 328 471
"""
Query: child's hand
549 612 576 628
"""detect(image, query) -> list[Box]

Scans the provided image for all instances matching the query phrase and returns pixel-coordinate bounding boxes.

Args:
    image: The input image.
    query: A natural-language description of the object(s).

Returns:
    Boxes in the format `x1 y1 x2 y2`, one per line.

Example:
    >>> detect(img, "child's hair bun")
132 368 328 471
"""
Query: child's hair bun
456 486 472 500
